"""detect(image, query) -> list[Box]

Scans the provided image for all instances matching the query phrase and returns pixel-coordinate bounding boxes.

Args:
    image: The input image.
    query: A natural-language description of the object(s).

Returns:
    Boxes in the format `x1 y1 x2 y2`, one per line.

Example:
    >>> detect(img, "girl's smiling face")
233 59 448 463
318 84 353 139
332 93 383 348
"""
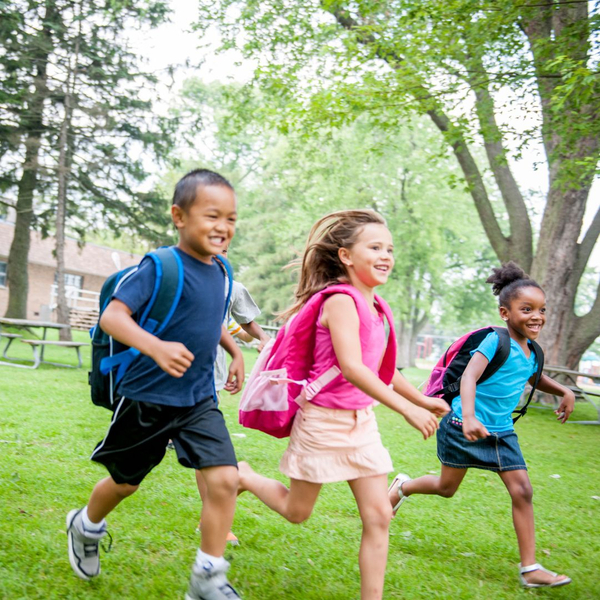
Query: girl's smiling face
339 223 395 289
499 286 546 342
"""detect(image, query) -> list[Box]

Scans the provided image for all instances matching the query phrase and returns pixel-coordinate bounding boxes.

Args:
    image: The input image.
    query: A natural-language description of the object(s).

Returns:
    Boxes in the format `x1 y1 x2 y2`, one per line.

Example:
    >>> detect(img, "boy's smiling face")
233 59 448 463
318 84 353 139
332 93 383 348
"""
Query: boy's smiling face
172 184 237 263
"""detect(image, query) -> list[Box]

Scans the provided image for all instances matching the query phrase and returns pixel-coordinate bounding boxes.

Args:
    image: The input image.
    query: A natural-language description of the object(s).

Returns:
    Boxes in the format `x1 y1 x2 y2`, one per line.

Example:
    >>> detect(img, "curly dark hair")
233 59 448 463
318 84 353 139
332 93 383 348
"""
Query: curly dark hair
486 261 543 307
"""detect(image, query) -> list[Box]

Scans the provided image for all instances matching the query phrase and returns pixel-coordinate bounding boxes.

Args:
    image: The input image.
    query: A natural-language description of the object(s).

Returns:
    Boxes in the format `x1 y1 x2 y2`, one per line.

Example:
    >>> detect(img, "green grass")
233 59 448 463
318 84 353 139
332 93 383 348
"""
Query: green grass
1 339 599 599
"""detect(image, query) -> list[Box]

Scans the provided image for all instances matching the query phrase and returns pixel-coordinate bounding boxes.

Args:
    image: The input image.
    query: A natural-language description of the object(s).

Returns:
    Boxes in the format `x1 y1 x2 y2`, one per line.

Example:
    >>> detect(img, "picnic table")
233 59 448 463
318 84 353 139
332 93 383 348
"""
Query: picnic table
542 365 600 425
0 318 86 369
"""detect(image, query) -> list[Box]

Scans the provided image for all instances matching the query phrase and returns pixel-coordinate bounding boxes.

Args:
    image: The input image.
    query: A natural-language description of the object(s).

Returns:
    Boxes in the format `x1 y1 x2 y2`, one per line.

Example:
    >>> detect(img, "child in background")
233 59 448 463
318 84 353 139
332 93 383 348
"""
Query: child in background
66 169 245 600
389 262 575 589
197 248 271 545
238 210 448 600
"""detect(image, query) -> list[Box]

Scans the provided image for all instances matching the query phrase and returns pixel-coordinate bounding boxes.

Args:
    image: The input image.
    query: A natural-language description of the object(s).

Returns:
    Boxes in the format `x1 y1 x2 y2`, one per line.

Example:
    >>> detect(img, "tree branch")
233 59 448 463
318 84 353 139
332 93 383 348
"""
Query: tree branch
571 275 600 353
465 50 533 268
573 203 600 284
427 108 511 261
330 6 511 262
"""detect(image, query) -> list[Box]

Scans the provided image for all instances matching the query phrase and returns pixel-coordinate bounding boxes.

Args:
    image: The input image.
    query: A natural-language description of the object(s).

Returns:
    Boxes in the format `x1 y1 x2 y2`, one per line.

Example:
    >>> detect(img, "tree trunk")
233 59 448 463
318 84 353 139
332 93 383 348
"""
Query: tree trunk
4 1 56 319
331 4 600 372
54 5 81 341
55 107 73 340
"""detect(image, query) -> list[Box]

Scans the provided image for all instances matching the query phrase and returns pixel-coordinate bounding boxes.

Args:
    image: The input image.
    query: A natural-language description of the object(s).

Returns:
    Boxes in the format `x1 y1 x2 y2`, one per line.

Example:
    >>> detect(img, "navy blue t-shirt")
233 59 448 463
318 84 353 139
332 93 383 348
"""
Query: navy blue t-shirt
112 247 225 407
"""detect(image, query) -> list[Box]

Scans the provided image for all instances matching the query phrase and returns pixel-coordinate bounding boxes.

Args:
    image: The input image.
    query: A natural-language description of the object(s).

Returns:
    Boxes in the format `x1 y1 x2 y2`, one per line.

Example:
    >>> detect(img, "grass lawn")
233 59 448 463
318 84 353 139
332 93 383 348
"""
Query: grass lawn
1 331 599 599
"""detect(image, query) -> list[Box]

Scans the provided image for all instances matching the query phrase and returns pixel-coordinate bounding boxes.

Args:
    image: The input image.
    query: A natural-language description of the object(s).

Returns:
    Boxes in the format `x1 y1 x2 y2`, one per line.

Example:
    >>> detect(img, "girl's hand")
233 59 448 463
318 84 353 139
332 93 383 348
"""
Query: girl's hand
423 396 451 418
462 416 489 441
224 354 245 394
402 404 439 440
555 390 576 423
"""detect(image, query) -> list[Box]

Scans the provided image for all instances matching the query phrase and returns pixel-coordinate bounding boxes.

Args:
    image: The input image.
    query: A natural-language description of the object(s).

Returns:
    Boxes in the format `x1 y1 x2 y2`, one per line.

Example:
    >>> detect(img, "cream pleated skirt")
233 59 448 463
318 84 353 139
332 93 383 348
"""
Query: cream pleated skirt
280 402 393 484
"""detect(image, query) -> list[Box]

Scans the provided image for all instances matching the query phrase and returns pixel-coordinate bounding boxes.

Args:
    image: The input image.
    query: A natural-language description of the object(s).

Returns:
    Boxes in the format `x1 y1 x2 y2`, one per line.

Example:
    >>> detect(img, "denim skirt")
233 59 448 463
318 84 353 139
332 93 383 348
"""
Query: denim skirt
437 412 527 473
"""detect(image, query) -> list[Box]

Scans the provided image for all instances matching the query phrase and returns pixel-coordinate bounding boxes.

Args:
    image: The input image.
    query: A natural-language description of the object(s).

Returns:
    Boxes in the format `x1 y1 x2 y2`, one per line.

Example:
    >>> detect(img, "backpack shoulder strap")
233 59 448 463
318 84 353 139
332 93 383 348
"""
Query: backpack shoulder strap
374 293 397 384
100 247 184 380
140 247 184 335
477 326 511 385
214 254 234 322
513 339 545 424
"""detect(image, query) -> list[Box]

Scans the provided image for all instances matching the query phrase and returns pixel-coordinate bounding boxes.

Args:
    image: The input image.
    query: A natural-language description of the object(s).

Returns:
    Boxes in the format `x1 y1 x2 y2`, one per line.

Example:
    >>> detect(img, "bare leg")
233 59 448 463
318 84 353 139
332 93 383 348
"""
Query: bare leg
348 475 392 600
195 470 239 543
389 465 467 508
499 469 569 586
238 461 321 524
87 476 139 523
199 465 239 556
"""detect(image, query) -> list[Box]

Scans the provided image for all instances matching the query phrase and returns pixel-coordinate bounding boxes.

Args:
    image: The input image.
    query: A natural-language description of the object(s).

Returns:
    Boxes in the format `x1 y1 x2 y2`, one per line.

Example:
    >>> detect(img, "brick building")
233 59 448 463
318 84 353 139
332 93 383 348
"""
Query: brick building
0 220 142 323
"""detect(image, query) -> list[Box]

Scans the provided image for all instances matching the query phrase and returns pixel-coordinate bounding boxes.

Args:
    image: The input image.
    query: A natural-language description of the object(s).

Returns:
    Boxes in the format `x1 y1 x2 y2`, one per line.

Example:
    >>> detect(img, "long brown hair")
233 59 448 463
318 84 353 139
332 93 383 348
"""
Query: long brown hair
280 209 387 320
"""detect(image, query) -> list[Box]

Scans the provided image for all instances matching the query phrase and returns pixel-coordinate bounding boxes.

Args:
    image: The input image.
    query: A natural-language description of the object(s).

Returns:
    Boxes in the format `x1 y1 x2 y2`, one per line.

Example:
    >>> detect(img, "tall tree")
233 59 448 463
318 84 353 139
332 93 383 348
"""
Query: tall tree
1 1 59 318
196 0 600 368
0 0 174 320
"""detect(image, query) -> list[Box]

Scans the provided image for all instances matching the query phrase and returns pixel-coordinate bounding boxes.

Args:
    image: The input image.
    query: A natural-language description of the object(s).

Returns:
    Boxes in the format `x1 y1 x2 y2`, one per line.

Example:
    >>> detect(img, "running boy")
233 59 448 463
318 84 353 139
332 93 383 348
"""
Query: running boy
66 169 244 600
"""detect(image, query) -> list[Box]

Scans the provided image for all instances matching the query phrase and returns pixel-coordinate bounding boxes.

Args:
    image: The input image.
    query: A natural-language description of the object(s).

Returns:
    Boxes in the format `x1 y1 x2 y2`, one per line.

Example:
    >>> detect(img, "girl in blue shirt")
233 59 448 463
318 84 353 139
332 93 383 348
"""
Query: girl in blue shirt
389 262 576 589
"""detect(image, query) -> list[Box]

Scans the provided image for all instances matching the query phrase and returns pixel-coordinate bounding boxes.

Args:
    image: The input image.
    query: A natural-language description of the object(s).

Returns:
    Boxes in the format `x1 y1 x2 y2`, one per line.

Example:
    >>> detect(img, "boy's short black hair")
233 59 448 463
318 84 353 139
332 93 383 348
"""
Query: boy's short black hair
172 169 234 212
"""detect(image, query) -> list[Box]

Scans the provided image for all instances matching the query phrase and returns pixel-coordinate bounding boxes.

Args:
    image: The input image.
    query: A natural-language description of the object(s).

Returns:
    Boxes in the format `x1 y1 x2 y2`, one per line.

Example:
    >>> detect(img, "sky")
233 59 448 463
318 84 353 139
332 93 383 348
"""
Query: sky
130 0 600 258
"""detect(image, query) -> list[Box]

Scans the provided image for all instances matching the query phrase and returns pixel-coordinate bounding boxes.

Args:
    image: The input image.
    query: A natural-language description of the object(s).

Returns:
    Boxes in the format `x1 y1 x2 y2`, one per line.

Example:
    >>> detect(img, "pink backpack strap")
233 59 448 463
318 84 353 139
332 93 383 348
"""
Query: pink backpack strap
374 293 397 384
306 284 397 384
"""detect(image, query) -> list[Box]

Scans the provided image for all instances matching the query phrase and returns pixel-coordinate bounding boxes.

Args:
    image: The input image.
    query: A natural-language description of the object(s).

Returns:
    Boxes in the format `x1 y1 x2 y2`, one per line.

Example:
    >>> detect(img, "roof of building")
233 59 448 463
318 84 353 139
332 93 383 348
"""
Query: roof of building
0 221 144 277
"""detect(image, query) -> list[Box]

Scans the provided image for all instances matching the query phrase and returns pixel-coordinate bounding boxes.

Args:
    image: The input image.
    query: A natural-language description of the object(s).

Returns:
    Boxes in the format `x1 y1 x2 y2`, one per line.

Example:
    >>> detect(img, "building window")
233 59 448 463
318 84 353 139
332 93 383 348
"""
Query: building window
0 261 6 287
54 272 83 289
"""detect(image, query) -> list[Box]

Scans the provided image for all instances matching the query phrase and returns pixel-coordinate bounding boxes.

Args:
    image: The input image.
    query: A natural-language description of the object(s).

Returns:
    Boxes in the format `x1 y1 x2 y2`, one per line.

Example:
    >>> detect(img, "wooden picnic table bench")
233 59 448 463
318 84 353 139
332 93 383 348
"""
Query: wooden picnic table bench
541 365 600 425
0 332 23 359
18 339 87 369
0 318 85 369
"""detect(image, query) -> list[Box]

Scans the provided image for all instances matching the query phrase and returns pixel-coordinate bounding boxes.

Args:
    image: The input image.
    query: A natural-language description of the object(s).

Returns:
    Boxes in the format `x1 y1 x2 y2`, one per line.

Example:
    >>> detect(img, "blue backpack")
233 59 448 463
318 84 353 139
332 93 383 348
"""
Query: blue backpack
89 247 233 410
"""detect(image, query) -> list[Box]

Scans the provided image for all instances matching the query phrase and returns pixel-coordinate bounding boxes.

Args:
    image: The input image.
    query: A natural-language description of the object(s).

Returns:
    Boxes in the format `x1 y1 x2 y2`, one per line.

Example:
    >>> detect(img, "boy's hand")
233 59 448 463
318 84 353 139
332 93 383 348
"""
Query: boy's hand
422 396 451 418
223 354 245 394
555 390 576 423
402 404 439 440
150 340 194 378
462 415 489 441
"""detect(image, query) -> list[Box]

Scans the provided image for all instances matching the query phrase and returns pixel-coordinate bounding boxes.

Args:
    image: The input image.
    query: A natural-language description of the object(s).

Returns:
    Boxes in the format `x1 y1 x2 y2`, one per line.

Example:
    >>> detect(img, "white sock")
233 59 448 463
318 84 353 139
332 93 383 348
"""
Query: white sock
81 505 106 532
195 549 227 571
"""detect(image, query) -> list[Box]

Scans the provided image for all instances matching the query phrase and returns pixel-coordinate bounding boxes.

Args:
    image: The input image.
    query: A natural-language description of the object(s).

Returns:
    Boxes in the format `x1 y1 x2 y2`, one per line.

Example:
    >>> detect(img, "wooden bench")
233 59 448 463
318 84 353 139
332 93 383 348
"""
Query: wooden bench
540 365 600 425
19 339 87 369
0 332 23 359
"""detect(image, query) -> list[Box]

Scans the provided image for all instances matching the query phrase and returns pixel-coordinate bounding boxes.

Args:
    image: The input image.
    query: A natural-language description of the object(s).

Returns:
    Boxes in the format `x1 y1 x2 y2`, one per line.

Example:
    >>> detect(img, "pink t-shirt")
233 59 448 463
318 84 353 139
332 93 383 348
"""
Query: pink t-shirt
308 306 386 410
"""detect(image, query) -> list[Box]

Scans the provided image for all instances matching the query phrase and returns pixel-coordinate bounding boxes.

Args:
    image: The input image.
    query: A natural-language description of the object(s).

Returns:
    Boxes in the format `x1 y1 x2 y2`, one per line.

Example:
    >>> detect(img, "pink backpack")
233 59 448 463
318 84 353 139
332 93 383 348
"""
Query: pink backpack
239 284 397 438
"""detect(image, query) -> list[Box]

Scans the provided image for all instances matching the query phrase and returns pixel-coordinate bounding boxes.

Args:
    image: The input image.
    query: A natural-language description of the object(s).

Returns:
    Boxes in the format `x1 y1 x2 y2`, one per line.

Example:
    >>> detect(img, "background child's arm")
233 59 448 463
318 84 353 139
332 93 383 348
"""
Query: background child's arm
323 294 439 440
460 352 491 441
100 299 194 378
531 374 576 423
219 325 245 394
391 371 450 417
240 321 271 350
235 328 254 343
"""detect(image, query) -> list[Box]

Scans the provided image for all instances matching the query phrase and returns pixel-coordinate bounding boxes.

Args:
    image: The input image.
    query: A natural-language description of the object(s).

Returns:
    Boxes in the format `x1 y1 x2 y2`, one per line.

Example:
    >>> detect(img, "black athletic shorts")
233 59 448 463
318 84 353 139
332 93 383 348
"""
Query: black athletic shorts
91 396 238 485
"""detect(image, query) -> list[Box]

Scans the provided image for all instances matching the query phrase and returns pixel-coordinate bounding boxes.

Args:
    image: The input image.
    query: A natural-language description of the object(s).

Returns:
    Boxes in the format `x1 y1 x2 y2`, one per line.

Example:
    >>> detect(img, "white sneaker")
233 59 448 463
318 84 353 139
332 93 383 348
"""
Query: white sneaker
185 558 241 600
66 508 110 580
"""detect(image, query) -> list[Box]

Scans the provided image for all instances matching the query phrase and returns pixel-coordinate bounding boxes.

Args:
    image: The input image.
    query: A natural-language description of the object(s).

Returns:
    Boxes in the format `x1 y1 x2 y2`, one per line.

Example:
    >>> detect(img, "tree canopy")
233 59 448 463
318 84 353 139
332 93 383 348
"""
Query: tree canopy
194 0 600 367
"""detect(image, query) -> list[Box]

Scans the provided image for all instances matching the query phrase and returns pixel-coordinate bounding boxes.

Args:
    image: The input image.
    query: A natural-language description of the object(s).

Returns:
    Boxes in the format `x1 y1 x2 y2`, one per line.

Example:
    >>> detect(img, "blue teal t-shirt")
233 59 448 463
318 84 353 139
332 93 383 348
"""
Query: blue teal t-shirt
451 331 538 432
112 247 225 407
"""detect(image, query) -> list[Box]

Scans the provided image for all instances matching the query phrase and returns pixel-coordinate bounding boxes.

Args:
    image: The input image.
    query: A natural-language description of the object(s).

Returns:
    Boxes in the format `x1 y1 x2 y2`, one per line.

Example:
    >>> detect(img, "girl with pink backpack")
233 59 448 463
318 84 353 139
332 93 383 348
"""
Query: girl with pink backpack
237 209 448 600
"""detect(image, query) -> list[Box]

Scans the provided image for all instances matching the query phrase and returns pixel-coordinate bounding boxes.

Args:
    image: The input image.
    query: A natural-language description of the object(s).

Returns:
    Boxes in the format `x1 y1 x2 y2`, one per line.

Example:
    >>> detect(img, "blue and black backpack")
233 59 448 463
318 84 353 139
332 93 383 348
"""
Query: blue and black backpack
424 326 545 423
89 247 233 410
